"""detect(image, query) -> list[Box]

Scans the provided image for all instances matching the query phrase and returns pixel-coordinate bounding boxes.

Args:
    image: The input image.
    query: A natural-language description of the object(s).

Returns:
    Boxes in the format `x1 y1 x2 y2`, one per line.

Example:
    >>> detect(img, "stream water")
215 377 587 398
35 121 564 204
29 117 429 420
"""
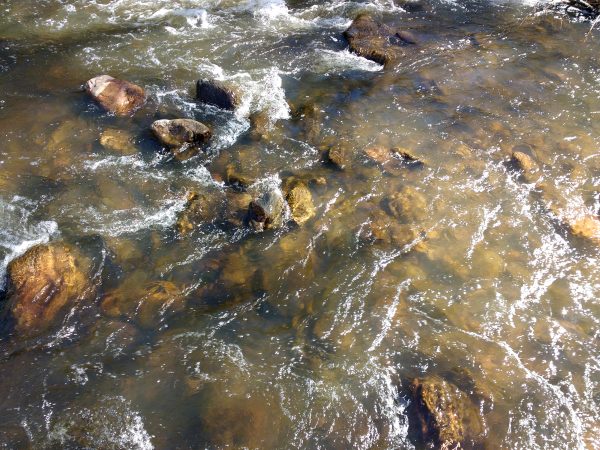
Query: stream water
1 0 600 448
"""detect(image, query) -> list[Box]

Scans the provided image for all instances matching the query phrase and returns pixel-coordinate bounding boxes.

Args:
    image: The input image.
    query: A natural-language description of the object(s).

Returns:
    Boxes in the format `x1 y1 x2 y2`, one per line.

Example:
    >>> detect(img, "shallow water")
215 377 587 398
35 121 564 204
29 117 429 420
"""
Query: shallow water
1 0 600 448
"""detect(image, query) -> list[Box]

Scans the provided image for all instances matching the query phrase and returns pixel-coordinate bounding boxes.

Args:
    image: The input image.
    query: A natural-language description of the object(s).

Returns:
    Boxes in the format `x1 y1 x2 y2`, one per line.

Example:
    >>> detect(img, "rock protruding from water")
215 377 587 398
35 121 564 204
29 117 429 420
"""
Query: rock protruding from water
151 119 211 148
343 14 416 66
286 181 316 225
249 189 286 231
85 75 145 116
3 243 92 336
196 79 240 111
409 376 483 449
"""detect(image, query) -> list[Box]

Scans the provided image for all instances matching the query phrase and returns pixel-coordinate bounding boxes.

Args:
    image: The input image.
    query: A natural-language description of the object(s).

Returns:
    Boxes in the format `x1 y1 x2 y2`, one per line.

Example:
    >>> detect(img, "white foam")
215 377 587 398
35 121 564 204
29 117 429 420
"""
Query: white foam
0 197 59 290
314 49 384 73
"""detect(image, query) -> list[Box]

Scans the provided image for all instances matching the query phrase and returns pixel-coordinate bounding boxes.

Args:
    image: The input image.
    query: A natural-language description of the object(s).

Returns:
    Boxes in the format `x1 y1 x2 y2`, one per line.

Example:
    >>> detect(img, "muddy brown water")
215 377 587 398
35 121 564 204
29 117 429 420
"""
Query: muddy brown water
1 0 600 448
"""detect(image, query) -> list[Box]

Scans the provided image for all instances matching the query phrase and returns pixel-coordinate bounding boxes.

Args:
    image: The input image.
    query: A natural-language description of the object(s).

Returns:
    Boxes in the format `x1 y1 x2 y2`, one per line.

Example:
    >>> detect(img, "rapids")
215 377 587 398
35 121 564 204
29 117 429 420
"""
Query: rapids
0 0 600 448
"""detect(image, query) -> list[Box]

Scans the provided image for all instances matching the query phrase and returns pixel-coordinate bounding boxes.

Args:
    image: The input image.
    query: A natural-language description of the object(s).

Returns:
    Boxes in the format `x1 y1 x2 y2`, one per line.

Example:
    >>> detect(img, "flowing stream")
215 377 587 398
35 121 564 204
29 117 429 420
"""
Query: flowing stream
1 0 600 448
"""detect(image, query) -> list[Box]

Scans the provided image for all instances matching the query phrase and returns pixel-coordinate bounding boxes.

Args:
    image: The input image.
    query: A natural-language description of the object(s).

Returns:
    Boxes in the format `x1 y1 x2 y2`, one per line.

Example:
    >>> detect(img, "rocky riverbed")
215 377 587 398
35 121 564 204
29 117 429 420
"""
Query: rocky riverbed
1 0 600 448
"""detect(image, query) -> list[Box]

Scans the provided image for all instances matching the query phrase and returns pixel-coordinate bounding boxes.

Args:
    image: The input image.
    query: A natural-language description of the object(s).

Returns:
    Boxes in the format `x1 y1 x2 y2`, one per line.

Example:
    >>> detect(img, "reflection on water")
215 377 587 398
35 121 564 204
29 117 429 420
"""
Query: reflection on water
1 0 600 448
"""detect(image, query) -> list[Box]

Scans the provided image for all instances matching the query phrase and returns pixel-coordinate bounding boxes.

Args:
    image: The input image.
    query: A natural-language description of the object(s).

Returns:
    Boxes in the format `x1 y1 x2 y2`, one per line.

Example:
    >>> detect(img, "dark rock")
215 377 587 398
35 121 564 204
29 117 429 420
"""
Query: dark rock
151 119 211 148
85 75 145 116
409 376 484 449
196 79 240 111
249 189 286 231
3 243 93 336
343 14 416 66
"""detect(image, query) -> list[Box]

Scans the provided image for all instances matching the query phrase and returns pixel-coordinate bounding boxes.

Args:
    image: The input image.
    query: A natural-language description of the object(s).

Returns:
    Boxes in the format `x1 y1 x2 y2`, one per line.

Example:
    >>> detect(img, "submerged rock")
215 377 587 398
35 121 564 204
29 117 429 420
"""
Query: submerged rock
101 280 186 328
196 79 240 111
226 164 255 191
564 212 600 246
224 191 252 228
151 119 211 148
176 190 225 234
343 14 416 66
364 146 424 173
99 129 137 154
286 181 316 225
85 75 145 116
383 186 427 223
3 243 92 336
327 145 350 170
249 189 286 231
409 376 483 449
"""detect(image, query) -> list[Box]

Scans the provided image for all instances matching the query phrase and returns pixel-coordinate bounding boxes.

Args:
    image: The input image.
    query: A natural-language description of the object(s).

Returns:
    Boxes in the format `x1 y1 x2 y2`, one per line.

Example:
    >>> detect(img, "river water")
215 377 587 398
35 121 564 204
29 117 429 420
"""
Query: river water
1 0 600 448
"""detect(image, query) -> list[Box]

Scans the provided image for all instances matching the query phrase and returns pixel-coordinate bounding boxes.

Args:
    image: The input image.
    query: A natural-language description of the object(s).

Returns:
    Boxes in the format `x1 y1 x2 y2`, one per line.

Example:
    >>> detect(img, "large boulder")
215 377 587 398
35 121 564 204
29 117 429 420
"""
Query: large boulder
3 243 92 336
409 376 483 449
343 14 416 66
85 75 145 116
151 118 211 148
196 79 240 111
248 189 286 231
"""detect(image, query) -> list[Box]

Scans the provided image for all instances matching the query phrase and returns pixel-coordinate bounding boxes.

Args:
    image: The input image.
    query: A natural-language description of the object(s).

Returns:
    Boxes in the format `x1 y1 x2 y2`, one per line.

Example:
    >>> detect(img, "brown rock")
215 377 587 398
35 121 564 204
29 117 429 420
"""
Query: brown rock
343 14 415 66
382 186 427 223
286 182 316 225
85 75 145 116
99 129 137 154
101 280 185 328
4 243 92 336
196 79 240 111
409 376 483 449
224 191 252 228
566 214 600 245
151 119 211 148
510 151 536 173
176 191 223 235
327 145 349 170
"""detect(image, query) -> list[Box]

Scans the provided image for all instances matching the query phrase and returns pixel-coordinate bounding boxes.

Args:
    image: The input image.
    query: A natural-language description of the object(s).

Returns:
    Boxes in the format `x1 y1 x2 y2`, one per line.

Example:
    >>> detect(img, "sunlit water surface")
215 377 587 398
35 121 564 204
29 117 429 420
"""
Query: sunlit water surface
1 0 600 448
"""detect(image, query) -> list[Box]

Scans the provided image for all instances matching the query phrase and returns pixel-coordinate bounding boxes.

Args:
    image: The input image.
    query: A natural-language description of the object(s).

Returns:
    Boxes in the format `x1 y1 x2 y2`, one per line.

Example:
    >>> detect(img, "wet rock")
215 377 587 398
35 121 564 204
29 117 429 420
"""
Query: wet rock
101 280 186 328
343 14 416 66
151 118 211 148
199 395 279 448
226 164 255 191
364 146 424 173
85 75 145 116
285 181 316 225
382 186 427 223
565 213 600 245
327 145 350 170
196 79 240 111
510 151 536 173
224 191 252 228
249 189 286 231
409 376 483 449
99 129 137 155
249 111 272 141
176 191 220 235
3 242 92 336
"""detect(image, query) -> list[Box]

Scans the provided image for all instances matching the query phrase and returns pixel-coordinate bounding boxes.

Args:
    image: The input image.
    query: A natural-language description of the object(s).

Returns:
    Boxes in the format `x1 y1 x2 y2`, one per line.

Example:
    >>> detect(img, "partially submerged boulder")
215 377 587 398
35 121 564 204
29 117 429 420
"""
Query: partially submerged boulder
409 376 483 449
196 79 240 111
3 243 92 336
343 14 416 66
249 189 287 231
151 119 211 148
85 75 145 116
286 181 316 225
